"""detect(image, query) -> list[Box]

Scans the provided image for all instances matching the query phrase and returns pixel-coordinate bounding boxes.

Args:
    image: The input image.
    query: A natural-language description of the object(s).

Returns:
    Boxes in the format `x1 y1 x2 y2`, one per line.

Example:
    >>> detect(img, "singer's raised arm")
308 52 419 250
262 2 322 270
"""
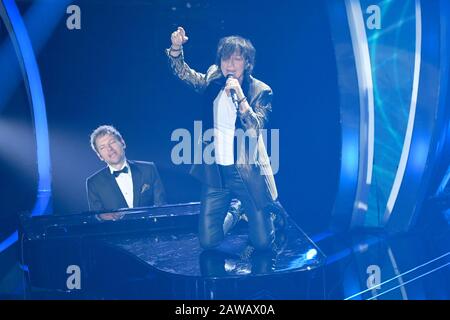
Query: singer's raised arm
166 47 211 93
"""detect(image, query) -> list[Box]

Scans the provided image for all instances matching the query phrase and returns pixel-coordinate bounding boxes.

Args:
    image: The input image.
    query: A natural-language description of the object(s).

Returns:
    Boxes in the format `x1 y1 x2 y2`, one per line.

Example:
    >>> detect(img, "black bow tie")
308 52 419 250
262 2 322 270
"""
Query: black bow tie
112 166 129 177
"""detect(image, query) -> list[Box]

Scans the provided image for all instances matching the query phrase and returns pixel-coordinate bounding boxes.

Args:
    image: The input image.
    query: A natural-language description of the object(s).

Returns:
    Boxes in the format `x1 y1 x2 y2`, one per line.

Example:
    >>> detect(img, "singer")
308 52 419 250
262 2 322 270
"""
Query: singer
167 27 285 251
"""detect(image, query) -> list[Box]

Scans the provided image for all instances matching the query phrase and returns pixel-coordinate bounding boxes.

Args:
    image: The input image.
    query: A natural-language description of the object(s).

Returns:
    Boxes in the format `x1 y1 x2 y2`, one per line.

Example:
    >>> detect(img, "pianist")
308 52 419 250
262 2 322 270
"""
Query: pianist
86 125 167 211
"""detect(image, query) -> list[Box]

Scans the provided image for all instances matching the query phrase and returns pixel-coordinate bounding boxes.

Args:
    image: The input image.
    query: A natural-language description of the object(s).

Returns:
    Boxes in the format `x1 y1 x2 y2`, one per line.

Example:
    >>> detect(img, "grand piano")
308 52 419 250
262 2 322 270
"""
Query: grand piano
19 203 326 299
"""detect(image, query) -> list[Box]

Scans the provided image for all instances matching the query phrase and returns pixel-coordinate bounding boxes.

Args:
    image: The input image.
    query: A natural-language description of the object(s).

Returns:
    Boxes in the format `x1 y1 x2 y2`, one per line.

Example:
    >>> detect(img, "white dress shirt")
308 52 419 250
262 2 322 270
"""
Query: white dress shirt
213 89 237 165
108 160 134 208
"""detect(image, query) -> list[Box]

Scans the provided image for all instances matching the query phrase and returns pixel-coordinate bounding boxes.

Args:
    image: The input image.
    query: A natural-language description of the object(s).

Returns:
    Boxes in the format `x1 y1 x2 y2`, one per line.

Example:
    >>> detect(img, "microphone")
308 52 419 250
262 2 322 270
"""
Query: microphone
226 74 239 108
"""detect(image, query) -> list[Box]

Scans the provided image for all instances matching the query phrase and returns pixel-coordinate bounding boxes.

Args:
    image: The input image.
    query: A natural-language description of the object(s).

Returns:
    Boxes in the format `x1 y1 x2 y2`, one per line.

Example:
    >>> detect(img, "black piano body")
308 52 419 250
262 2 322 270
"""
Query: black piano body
19 203 326 299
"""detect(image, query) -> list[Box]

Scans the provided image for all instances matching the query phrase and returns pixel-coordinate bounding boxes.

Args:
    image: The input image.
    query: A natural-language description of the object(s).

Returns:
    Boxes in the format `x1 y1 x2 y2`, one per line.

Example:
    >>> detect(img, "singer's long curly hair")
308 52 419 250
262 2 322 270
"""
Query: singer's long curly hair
215 36 256 76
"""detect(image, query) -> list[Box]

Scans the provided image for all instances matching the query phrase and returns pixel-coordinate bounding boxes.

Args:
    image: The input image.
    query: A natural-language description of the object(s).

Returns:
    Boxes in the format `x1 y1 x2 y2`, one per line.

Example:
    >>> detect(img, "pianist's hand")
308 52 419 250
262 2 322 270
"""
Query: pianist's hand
97 212 125 221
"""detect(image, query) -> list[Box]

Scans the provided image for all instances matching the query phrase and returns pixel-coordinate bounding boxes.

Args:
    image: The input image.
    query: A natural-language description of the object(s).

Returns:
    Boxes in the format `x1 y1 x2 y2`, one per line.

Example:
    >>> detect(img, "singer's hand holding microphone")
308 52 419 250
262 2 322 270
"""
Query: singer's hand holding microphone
225 74 248 112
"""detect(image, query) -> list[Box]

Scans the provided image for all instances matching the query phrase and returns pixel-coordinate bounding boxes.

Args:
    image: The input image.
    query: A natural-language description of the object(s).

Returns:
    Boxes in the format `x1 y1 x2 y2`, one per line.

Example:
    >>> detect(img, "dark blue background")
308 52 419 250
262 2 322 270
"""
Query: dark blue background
0 0 340 235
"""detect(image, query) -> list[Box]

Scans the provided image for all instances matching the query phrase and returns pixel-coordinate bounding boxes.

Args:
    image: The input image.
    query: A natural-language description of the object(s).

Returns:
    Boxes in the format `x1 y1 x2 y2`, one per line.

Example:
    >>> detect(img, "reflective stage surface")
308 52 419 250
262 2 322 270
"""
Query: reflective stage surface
1 203 448 299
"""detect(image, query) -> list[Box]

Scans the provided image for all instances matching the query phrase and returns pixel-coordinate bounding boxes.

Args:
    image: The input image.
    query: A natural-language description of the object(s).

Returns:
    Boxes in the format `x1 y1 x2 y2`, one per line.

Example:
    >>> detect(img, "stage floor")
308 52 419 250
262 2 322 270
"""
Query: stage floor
107 219 325 279
1 204 449 300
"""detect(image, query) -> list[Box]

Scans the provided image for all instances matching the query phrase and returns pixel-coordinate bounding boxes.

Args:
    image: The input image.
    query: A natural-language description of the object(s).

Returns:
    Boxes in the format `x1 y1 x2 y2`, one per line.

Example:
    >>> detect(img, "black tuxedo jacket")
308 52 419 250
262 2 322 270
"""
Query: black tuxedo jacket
86 160 167 211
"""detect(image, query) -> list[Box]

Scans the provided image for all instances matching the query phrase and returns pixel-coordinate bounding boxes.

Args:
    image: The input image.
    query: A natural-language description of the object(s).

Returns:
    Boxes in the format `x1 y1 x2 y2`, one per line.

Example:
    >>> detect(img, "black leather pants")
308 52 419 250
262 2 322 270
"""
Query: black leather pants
198 164 275 251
